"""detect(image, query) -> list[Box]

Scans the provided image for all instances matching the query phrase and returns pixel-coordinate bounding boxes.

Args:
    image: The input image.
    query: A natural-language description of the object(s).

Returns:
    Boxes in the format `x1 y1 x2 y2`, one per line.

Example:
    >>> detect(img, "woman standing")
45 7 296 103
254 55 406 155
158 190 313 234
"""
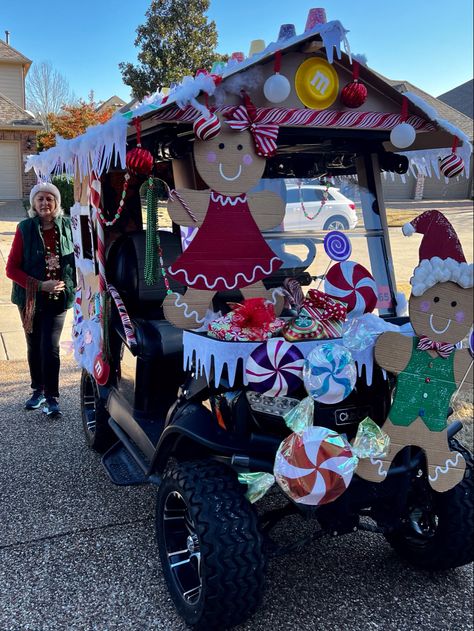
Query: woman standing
6 182 76 416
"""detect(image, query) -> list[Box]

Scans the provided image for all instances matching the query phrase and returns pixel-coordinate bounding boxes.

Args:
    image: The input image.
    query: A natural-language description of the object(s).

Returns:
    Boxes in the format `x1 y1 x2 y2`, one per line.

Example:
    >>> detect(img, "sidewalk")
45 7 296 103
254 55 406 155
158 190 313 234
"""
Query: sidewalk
0 200 73 360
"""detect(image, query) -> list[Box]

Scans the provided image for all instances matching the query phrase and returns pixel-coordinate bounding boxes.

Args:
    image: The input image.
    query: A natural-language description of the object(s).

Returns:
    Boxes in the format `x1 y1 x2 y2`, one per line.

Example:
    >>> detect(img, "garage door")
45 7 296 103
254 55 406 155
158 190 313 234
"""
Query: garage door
0 141 21 199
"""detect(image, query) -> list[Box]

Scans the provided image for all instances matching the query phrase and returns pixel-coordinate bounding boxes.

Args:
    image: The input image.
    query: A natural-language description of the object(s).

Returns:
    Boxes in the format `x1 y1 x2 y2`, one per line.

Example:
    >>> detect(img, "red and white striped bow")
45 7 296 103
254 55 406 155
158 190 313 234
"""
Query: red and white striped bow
417 336 455 358
226 105 279 157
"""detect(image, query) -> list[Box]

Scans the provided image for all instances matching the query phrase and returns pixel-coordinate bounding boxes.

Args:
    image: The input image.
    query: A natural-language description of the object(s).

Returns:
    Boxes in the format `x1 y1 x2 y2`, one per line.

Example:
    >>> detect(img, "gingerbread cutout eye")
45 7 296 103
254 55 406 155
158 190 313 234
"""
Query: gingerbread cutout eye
218 143 225 150
433 297 440 303
451 301 457 307
237 144 243 151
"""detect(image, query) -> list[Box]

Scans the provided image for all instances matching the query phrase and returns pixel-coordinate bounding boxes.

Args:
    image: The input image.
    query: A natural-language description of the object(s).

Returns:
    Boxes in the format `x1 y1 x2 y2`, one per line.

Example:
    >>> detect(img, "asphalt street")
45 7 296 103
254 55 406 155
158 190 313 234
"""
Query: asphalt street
1 359 473 631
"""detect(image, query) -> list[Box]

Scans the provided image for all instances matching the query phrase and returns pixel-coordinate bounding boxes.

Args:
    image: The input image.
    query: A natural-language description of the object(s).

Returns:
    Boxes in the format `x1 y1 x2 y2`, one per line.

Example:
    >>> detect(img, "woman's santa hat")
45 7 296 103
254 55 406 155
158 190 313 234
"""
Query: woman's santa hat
402 210 473 296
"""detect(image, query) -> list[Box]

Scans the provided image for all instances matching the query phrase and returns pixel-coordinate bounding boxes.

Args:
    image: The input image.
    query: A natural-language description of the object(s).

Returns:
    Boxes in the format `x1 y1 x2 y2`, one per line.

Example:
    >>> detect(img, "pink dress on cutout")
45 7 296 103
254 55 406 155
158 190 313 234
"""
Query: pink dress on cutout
168 191 282 291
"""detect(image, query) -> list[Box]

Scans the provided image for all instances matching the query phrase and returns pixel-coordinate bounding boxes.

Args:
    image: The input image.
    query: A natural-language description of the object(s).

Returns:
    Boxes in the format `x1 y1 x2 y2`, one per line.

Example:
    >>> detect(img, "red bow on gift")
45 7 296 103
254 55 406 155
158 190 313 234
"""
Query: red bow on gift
228 298 276 329
417 336 455 358
303 289 347 321
226 93 279 157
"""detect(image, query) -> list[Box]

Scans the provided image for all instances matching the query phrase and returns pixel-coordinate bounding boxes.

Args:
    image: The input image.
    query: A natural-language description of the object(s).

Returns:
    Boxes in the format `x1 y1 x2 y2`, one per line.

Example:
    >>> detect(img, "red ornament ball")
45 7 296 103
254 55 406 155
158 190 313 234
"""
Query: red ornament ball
126 146 154 176
193 113 221 141
439 153 465 178
341 80 368 108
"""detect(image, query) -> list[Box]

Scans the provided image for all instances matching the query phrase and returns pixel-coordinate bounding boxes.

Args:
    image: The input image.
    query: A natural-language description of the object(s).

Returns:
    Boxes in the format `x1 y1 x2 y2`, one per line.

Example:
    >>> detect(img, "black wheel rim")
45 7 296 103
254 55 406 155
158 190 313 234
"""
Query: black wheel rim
82 374 97 437
163 490 202 605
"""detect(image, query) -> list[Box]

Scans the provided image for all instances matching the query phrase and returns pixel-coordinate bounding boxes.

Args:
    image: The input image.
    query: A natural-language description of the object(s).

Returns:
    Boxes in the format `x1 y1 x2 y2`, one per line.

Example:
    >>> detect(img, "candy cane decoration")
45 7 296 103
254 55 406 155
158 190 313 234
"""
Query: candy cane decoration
89 172 106 295
107 283 137 348
151 105 436 132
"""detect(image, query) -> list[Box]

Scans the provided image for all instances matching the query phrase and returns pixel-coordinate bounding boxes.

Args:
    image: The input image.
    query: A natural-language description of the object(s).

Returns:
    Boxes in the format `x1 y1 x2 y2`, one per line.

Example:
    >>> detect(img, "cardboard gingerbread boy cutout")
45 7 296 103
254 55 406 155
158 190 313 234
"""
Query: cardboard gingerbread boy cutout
163 105 285 330
357 210 473 492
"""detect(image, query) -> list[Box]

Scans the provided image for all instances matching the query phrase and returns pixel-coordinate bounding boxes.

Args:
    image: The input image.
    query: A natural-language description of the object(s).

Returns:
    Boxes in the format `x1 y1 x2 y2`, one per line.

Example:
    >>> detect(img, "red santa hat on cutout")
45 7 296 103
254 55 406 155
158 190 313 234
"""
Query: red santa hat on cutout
402 210 473 296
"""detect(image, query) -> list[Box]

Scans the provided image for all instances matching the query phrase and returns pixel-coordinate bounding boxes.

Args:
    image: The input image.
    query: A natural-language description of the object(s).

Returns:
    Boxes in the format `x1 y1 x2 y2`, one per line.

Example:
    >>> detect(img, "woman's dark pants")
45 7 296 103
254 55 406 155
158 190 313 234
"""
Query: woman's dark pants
21 300 67 398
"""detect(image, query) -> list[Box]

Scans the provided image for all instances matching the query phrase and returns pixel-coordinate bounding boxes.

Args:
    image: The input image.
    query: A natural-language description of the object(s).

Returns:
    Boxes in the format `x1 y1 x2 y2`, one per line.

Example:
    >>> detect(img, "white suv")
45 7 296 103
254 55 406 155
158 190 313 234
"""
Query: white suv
283 185 358 231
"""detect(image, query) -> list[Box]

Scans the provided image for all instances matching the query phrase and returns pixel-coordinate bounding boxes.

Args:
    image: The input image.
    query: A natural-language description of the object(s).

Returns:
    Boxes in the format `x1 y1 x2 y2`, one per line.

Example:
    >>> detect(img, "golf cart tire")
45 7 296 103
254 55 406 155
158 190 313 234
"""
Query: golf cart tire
323 215 349 230
80 369 115 453
156 460 265 630
385 439 474 570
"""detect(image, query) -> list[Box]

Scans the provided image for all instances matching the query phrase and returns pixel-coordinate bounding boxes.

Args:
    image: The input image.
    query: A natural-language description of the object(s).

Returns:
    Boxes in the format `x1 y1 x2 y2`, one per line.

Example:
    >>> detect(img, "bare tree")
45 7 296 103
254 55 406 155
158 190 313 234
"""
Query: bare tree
26 61 76 129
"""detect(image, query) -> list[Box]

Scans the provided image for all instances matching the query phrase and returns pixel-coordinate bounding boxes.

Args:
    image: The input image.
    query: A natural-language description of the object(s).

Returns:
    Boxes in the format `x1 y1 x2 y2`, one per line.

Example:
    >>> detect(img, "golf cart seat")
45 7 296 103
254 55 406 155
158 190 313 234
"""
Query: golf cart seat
106 230 186 419
106 229 185 359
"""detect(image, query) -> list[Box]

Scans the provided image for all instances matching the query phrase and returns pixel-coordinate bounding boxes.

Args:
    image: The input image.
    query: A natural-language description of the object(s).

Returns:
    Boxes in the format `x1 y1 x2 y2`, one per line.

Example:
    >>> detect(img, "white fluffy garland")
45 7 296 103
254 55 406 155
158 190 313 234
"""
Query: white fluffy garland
410 257 473 296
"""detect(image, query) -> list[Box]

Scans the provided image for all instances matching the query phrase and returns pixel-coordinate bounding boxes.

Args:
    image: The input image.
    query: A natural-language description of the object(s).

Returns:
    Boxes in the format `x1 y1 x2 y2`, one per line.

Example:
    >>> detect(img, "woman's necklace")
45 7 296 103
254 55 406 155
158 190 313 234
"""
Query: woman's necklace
41 223 61 300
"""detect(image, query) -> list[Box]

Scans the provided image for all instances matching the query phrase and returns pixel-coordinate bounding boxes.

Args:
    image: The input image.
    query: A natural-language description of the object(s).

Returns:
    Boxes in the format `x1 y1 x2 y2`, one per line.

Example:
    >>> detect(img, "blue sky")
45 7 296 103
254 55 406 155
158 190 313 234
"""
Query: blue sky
2 0 473 105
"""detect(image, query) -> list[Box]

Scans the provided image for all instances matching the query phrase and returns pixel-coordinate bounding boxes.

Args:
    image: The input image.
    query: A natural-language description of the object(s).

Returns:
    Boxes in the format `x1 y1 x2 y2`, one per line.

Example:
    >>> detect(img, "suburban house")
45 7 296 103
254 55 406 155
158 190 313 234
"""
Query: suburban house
0 35 42 200
95 95 126 115
379 77 473 201
438 79 473 120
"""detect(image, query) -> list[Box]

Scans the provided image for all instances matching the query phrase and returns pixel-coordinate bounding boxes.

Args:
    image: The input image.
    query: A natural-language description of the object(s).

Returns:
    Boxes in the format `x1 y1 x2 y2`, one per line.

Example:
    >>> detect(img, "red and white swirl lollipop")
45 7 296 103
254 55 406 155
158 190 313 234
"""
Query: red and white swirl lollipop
274 426 357 505
324 261 377 316
245 338 304 396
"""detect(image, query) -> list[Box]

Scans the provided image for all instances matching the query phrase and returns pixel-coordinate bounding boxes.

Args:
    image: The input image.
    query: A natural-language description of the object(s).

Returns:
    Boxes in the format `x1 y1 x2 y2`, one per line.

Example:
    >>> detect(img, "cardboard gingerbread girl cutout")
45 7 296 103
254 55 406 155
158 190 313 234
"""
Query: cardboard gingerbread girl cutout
163 101 285 330
357 210 473 492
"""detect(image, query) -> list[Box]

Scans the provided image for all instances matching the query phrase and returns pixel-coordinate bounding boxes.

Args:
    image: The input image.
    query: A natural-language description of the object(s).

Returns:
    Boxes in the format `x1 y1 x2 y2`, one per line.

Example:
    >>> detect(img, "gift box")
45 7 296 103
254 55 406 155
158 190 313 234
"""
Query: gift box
283 289 347 342
208 298 285 342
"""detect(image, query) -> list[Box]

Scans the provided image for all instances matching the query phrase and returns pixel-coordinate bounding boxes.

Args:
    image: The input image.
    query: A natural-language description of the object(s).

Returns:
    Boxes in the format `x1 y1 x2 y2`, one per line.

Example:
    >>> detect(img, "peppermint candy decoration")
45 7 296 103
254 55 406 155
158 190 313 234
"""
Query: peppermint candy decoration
193 112 221 141
274 426 357 505
323 231 352 261
439 153 464 178
246 338 304 396
325 261 377 316
303 343 357 404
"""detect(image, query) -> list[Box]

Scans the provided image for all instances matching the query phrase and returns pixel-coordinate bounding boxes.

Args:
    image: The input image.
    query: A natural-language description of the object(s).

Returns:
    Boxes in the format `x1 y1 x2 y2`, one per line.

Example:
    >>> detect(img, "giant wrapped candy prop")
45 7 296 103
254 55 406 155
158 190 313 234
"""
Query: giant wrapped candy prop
274 427 358 505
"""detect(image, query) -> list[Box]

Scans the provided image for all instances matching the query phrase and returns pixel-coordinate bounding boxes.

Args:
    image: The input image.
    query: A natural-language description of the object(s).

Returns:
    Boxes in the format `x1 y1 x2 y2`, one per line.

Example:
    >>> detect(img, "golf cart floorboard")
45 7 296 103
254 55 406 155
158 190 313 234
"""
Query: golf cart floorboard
102 441 149 486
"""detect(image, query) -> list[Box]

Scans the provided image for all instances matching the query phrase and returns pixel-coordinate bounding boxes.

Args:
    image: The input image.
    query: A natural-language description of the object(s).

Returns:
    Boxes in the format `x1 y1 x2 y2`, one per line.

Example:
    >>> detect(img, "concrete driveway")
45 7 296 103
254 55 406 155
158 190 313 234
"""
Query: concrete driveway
1 359 473 631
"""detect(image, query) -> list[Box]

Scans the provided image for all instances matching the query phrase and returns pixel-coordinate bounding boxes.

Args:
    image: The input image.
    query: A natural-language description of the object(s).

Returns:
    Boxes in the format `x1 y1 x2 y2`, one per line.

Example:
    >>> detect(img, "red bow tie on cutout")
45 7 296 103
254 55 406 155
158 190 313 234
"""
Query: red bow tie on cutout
226 96 279 157
417 336 455 358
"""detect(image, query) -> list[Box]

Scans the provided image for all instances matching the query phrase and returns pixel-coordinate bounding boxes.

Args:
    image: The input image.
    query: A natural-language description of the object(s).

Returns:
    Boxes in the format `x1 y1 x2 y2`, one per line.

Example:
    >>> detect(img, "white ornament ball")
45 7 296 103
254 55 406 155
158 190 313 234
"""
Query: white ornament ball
263 73 291 103
390 123 416 149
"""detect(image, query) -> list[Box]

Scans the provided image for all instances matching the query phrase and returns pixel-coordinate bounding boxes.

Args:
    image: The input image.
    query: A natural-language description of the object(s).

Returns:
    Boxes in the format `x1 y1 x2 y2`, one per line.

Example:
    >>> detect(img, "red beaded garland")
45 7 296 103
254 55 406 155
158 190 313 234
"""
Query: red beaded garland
97 173 130 227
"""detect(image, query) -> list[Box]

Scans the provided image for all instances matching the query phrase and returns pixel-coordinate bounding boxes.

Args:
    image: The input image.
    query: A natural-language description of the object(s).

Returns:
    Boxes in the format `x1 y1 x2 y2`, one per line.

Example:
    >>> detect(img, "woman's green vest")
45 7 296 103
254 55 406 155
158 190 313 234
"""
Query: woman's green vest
11 215 76 310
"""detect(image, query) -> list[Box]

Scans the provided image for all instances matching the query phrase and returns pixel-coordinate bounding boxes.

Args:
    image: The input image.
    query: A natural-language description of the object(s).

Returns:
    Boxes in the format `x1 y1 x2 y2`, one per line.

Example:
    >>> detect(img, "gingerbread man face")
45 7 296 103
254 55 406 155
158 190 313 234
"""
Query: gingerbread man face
409 281 473 345
193 121 266 196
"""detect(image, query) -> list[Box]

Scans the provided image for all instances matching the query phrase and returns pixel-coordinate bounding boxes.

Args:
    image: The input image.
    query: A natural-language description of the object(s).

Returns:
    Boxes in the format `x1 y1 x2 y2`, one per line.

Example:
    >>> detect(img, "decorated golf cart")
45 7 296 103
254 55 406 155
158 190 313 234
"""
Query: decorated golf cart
26 8 473 630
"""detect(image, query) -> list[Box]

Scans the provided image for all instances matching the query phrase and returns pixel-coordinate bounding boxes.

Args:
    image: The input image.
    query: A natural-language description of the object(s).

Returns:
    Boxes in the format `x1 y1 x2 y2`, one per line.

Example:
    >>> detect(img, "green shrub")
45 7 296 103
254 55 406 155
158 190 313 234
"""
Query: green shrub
52 175 74 215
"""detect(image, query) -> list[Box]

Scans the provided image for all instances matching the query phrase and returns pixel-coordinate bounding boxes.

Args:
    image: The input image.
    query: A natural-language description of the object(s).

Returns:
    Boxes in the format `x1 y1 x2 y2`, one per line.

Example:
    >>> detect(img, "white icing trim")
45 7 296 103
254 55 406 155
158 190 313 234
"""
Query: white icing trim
369 457 388 478
428 452 463 482
173 292 206 323
218 163 242 182
168 257 281 290
429 314 451 335
210 191 247 206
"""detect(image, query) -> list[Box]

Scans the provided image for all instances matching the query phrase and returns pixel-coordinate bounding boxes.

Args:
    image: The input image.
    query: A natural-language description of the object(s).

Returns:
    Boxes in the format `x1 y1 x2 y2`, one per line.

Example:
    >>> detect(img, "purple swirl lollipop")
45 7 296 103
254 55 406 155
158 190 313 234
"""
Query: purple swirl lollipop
324 231 352 262
469 327 474 356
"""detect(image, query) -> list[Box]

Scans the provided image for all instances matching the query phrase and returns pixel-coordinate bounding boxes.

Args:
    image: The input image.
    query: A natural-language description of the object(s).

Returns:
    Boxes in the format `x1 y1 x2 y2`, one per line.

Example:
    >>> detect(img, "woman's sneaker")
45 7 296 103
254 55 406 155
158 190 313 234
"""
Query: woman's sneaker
43 397 61 416
25 390 46 410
